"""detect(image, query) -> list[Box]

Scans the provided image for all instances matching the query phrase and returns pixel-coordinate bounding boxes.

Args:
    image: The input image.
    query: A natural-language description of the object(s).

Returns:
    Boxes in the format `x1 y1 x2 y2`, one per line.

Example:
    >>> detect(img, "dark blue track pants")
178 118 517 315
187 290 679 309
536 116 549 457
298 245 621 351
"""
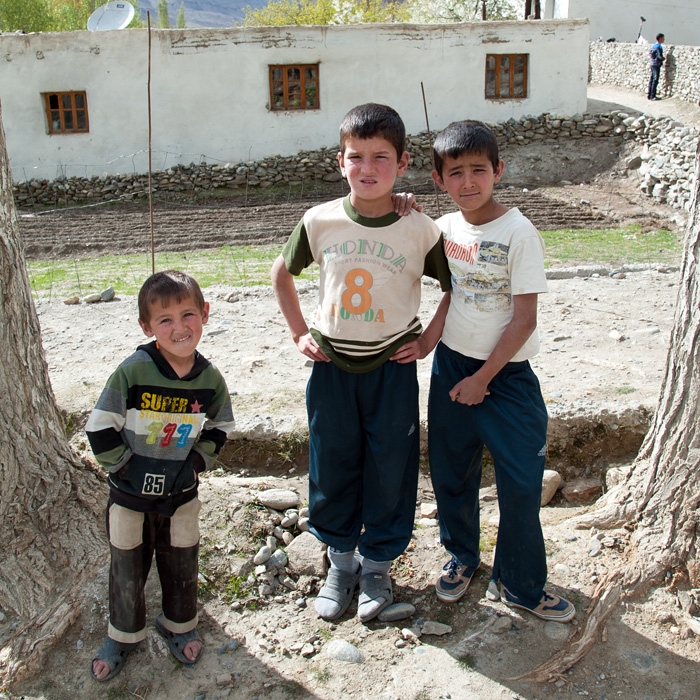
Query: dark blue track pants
306 359 420 562
428 342 548 607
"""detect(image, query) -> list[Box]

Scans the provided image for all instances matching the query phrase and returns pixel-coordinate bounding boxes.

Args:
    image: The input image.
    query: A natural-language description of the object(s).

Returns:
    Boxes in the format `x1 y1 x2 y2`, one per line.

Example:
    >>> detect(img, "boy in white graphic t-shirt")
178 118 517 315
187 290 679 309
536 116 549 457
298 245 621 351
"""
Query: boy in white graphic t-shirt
422 120 576 622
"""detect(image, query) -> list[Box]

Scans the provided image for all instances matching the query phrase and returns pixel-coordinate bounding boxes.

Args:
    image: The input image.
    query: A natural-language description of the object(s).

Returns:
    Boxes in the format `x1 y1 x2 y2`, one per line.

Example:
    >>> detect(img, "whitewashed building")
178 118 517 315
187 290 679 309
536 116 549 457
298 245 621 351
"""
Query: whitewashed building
0 20 589 182
542 0 700 46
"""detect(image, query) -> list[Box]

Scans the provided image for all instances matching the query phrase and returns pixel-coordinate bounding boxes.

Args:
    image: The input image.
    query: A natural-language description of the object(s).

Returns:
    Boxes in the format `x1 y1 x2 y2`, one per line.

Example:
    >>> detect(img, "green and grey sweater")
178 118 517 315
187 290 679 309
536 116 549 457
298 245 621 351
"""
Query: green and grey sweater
86 341 235 516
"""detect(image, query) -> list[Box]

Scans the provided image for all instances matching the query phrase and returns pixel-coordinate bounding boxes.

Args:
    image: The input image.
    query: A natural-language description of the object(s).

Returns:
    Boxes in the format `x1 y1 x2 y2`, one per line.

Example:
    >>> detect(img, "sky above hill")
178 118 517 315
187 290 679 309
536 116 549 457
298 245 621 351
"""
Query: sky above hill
136 0 266 27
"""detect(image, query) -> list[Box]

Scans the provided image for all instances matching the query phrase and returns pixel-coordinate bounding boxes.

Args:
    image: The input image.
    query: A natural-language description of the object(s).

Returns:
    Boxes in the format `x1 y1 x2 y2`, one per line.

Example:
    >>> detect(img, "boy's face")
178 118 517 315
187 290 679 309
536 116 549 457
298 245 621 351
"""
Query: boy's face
338 135 409 215
432 151 505 224
138 295 209 368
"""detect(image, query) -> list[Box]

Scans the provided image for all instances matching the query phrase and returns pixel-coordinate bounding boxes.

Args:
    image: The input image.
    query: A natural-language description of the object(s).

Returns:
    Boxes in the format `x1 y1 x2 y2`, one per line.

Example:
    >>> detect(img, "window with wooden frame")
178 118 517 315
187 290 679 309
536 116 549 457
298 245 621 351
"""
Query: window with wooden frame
485 54 528 99
44 91 89 133
269 65 319 111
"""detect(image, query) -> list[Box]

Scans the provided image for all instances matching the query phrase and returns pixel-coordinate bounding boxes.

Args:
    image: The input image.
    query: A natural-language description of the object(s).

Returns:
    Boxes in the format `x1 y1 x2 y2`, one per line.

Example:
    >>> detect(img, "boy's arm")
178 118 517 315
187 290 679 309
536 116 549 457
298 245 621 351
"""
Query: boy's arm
85 370 132 472
391 291 450 363
450 293 538 405
271 254 330 362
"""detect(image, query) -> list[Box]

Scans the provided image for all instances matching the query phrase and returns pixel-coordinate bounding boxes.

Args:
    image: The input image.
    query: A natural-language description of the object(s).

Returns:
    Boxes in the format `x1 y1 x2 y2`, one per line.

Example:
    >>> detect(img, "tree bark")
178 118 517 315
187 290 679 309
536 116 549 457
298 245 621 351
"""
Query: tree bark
518 129 700 683
0 100 104 684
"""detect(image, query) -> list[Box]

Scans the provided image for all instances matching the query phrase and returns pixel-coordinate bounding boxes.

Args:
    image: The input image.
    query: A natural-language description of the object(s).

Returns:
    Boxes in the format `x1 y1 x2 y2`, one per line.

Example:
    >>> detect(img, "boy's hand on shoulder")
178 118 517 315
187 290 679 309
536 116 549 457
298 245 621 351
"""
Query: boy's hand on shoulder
296 332 331 362
391 192 423 216
450 375 490 405
390 336 430 363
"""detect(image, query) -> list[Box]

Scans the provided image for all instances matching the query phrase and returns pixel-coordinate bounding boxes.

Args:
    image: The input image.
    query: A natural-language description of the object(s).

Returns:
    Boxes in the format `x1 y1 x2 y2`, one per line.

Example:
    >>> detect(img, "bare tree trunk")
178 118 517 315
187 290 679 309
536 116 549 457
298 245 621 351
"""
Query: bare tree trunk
524 0 532 19
518 131 700 683
0 100 104 684
533 0 540 19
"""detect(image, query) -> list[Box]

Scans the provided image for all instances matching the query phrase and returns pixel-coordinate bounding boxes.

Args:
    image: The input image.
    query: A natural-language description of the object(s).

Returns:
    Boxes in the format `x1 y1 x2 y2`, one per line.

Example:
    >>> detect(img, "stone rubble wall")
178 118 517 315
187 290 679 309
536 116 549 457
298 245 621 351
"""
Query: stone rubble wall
13 111 698 212
589 41 700 106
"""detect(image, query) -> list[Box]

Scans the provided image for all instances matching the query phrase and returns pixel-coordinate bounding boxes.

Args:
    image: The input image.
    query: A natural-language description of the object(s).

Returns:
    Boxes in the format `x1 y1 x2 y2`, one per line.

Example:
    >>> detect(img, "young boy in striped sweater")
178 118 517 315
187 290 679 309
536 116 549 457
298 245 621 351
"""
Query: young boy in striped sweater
86 270 235 680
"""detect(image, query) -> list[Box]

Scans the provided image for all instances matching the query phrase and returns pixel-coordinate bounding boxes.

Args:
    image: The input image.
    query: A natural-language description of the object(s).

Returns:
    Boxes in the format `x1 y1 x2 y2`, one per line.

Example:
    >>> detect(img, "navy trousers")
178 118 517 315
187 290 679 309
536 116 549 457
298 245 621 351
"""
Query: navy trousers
648 64 661 99
306 359 420 562
428 342 548 607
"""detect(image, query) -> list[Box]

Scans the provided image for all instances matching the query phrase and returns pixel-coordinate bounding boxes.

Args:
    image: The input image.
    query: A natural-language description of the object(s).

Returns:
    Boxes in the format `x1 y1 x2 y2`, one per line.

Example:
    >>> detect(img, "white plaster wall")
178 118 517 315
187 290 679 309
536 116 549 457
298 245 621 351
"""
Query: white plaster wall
542 0 700 46
0 20 589 181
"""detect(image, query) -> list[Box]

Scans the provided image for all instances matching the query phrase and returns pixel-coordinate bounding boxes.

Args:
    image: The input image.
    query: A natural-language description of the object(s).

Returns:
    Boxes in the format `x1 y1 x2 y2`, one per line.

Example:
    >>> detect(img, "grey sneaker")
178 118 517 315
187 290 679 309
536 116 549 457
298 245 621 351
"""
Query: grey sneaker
435 557 479 603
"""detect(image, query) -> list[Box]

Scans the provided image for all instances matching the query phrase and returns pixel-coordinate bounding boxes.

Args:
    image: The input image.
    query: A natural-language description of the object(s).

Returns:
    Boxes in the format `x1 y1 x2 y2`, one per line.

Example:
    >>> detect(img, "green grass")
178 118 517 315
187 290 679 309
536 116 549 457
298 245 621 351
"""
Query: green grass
26 244 318 298
25 224 681 298
542 225 681 268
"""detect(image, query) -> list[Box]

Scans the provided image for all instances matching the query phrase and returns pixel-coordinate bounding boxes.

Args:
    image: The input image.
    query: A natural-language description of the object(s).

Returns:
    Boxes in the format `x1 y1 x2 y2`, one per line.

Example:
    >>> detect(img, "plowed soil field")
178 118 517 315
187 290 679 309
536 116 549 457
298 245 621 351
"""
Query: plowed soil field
18 185 612 261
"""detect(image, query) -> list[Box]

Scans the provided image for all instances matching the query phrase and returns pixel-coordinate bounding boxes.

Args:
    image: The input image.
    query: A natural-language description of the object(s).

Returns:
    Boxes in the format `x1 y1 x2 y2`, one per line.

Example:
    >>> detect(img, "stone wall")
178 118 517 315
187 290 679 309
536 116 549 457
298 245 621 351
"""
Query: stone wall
589 41 700 105
13 111 698 212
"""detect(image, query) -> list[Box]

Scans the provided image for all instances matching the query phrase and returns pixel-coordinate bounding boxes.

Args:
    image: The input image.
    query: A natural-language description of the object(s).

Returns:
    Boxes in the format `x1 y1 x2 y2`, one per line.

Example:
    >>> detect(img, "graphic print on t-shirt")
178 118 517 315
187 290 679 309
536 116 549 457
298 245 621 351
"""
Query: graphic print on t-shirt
448 239 512 313
320 236 409 326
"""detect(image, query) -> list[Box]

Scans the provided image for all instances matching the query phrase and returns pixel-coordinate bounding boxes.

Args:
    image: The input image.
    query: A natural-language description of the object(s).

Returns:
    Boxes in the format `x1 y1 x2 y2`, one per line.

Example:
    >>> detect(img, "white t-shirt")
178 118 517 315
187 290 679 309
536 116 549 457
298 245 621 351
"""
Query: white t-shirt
437 207 548 362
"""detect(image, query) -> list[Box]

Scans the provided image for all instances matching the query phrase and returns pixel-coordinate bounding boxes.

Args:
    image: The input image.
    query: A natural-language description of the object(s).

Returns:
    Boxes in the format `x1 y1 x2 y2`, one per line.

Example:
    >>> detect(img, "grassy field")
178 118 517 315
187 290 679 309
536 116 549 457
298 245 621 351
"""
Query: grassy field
542 225 680 269
25 224 681 298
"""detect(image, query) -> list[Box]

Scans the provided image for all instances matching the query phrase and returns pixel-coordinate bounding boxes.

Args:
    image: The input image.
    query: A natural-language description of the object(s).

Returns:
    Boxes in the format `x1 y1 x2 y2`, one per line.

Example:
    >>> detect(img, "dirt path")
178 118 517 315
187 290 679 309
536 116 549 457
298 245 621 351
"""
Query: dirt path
21 248 691 700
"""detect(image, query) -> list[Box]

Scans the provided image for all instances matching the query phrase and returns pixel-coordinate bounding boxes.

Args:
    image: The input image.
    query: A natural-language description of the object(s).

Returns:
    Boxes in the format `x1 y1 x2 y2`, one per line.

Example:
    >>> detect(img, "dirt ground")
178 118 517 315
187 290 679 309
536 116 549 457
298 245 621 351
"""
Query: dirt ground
7 86 700 700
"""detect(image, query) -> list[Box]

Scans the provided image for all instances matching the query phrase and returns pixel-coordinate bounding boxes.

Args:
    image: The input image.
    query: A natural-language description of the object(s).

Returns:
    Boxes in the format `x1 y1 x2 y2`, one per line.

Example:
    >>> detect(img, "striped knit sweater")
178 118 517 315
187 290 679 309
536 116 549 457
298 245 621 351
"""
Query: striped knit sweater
86 341 235 515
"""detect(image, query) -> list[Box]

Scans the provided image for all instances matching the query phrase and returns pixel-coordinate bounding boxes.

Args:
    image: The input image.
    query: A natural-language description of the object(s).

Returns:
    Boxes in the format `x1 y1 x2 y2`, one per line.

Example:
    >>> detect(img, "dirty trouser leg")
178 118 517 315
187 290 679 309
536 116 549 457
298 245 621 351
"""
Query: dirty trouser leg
107 503 154 643
155 498 201 633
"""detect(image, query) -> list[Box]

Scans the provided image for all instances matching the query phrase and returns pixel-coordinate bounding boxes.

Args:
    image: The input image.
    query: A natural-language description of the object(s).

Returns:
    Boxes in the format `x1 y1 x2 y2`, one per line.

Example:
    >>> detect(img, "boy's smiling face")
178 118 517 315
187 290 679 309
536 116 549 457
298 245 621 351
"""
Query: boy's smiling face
139 295 209 373
338 135 409 217
433 151 505 225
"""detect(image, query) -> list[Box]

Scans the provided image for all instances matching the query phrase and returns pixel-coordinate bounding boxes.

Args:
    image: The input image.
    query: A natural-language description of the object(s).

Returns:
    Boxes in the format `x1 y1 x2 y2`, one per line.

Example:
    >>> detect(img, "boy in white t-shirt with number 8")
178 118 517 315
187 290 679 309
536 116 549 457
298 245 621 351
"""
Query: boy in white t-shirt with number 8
271 103 451 622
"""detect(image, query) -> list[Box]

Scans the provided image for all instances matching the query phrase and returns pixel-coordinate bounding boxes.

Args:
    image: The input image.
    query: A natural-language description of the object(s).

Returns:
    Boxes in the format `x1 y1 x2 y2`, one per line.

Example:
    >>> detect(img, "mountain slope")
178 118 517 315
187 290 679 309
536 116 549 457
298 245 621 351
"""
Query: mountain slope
136 0 266 27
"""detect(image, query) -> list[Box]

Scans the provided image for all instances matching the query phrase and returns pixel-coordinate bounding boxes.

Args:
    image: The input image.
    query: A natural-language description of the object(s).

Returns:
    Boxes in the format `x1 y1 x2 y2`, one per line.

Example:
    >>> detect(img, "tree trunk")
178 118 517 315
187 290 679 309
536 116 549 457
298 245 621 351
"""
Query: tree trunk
0 100 104 684
524 0 531 19
518 131 700 683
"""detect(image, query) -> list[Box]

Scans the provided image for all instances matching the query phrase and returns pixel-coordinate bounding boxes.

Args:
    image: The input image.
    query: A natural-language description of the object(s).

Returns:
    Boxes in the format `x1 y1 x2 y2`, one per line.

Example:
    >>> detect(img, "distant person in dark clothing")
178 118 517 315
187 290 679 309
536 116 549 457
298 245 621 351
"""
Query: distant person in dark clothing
648 33 665 100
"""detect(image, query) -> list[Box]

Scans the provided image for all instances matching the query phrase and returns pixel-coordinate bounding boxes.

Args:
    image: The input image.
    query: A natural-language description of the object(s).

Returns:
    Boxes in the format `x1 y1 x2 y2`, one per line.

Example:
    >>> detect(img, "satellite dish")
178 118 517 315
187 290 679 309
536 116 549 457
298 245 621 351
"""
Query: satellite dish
87 1 135 31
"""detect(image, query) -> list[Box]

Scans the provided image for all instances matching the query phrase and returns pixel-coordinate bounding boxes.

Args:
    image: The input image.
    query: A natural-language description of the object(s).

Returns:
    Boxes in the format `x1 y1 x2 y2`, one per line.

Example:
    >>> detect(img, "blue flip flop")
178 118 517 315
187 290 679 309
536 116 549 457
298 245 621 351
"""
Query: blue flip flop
155 612 203 665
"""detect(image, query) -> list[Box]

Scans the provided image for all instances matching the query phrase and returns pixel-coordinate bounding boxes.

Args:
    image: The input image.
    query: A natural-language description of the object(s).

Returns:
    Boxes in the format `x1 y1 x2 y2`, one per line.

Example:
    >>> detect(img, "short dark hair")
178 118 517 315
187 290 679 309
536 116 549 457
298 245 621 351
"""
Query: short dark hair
433 120 500 176
138 270 205 323
339 103 406 159
656 33 664 41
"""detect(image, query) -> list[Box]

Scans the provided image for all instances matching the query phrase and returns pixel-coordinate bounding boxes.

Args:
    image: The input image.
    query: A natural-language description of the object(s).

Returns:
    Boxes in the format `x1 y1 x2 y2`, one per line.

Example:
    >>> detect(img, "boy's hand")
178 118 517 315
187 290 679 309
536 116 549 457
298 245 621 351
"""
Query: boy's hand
296 332 330 362
390 337 430 363
450 375 490 405
391 192 423 216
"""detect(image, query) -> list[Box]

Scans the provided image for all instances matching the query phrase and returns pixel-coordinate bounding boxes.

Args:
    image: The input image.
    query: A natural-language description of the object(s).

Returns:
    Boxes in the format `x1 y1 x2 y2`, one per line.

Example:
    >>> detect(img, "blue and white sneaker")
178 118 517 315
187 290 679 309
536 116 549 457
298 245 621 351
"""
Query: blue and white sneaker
435 557 480 602
502 586 576 622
